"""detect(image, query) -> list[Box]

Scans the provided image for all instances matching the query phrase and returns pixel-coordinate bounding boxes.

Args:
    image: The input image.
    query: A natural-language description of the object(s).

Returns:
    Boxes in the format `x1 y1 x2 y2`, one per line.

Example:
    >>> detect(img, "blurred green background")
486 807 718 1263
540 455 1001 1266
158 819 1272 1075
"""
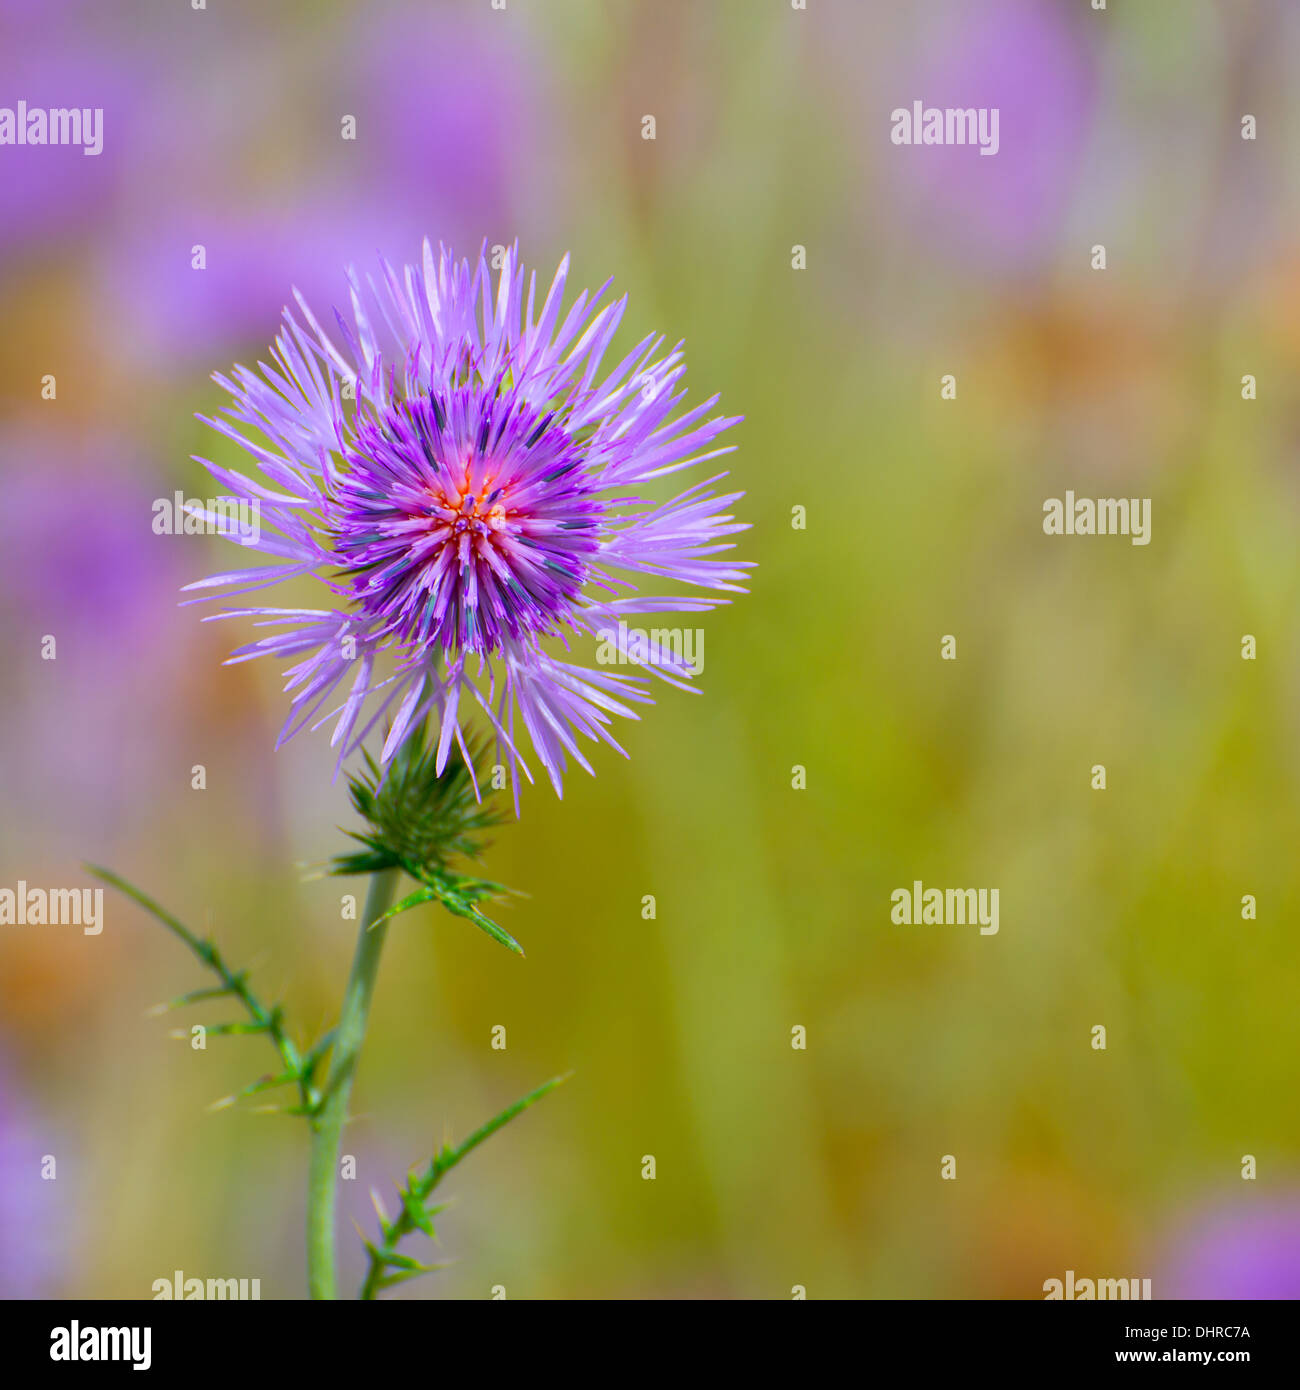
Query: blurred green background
2 0 1299 1299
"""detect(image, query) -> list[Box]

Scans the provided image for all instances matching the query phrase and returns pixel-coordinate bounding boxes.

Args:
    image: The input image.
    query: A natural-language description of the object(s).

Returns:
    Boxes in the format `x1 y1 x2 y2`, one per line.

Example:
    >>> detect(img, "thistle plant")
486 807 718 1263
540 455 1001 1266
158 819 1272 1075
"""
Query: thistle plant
95 242 747 1298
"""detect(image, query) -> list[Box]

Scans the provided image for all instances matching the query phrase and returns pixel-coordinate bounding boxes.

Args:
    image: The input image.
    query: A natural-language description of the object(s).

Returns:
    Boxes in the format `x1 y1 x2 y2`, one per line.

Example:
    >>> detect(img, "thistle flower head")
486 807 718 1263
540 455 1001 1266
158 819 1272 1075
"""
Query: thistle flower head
191 242 748 804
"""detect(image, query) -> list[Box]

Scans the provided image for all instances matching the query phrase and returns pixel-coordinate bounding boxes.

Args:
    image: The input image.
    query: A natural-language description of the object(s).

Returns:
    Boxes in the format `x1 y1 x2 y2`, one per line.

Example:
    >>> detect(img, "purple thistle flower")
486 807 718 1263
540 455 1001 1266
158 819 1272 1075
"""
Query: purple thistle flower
189 243 748 802
0 1057 61 1297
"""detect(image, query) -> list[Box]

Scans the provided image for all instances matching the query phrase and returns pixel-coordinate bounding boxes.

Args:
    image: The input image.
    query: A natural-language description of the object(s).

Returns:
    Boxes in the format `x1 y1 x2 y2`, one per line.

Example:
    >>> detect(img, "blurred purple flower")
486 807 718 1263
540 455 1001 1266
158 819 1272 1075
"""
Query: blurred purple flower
1160 1198 1300 1299
102 2 550 365
0 436 177 645
0 1056 60 1297
101 199 431 369
891 0 1097 271
0 432 194 849
348 2 548 235
0 22 148 262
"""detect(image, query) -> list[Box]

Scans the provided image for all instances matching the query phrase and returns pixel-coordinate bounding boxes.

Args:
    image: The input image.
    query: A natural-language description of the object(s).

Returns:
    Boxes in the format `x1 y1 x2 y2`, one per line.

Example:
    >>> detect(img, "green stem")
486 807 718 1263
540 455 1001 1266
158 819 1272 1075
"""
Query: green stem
307 867 400 1300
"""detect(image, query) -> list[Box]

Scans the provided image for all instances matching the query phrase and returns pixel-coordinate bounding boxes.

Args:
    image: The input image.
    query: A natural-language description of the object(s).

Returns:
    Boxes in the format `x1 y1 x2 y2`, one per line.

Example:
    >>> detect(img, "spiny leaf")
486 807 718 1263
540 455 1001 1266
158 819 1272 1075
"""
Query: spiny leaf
86 864 206 955
423 1072 572 1187
376 1249 427 1272
86 864 317 1117
372 877 523 956
147 983 238 1016
208 1069 302 1111
201 1021 274 1037
358 1072 571 1300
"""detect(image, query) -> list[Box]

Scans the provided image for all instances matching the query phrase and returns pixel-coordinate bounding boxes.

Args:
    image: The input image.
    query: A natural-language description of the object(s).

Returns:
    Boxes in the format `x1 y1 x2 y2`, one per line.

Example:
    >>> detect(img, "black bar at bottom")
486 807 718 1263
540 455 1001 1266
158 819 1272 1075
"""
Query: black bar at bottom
0 1297 1285 1375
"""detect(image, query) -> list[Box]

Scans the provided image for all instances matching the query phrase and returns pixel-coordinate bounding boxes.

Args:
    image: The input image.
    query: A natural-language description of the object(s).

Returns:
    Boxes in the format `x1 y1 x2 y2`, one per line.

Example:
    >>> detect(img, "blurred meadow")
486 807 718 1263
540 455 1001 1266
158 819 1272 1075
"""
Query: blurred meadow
2 0 1300 1299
